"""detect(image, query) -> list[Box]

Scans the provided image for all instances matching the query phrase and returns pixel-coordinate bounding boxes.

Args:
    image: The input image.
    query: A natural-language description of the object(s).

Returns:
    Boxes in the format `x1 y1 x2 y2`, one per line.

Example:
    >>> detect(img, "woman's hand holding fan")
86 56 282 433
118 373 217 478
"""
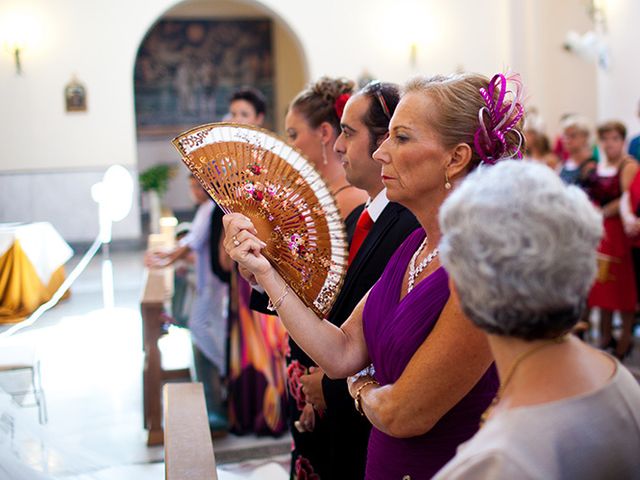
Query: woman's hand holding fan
223 213 272 277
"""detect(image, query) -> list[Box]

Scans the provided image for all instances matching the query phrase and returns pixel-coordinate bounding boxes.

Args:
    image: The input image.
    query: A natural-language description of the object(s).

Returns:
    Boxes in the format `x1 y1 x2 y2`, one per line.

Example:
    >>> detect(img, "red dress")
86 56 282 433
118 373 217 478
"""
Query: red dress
587 167 637 311
626 170 640 247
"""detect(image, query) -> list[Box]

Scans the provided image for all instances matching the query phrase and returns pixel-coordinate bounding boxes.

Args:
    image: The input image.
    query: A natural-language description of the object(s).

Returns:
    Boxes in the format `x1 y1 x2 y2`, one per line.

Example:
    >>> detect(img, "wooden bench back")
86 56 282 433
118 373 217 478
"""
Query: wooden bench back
163 383 218 479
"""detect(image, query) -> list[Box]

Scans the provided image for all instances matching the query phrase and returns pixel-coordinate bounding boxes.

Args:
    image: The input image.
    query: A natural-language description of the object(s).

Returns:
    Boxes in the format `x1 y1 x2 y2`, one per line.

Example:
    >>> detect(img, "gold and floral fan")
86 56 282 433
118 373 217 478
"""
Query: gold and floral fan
172 122 348 317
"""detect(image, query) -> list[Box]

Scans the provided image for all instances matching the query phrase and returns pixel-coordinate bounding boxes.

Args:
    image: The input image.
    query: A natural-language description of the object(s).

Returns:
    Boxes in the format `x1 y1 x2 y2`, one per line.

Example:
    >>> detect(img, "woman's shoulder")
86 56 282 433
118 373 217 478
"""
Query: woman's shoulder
620 155 639 176
433 431 536 480
628 163 640 188
504 359 640 420
611 362 640 404
437 376 640 480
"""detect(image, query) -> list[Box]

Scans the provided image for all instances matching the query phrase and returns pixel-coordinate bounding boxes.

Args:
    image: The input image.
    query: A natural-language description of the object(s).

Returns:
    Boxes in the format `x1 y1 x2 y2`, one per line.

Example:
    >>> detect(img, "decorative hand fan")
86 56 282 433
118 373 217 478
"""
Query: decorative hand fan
172 123 348 317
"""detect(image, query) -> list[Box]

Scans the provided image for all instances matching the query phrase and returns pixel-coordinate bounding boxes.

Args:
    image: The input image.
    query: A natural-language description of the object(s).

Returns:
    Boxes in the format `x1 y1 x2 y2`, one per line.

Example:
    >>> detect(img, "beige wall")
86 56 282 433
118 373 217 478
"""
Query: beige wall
597 0 640 137
0 0 306 173
0 0 516 174
509 0 598 137
0 0 165 173
1 0 635 241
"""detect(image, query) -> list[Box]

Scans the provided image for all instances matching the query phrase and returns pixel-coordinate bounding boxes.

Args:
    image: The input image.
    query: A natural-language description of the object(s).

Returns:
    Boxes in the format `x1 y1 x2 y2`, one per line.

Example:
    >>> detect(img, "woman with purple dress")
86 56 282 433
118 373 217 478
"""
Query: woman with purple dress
223 72 525 479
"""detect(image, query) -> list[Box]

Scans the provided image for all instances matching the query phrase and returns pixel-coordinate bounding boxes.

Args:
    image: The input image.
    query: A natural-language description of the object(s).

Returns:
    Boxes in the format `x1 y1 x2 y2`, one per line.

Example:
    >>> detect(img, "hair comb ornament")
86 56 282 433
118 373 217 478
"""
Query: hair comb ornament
474 73 525 165
173 123 348 317
334 93 351 119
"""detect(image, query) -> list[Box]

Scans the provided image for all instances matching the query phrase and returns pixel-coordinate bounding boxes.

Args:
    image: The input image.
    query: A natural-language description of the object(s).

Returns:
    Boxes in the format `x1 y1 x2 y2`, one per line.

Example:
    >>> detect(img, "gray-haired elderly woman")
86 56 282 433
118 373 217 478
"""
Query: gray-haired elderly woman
434 161 640 479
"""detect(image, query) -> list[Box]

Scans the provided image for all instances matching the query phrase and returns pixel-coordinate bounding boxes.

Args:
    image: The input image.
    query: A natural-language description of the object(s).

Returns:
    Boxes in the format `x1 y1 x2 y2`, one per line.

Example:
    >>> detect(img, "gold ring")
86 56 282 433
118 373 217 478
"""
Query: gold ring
232 236 240 247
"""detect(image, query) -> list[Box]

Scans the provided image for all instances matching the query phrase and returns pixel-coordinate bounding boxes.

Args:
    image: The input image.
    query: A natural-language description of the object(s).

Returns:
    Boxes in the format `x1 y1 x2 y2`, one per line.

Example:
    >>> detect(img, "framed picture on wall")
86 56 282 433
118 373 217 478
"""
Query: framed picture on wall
134 19 274 138
65 76 87 112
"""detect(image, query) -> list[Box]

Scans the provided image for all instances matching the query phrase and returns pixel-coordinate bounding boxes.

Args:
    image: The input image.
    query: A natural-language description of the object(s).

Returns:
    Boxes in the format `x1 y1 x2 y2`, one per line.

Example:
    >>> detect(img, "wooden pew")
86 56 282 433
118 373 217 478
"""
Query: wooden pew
164 383 218 480
141 237 191 446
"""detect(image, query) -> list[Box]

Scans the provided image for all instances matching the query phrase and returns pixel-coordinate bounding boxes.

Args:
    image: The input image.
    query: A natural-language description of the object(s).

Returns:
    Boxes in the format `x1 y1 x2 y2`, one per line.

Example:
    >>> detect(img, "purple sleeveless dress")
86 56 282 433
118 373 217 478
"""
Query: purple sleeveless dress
363 229 498 479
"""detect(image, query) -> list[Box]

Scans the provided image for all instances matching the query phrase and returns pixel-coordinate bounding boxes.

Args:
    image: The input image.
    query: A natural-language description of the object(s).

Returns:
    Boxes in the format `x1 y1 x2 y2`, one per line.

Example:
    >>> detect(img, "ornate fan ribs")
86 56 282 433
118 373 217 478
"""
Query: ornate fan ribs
173 123 348 317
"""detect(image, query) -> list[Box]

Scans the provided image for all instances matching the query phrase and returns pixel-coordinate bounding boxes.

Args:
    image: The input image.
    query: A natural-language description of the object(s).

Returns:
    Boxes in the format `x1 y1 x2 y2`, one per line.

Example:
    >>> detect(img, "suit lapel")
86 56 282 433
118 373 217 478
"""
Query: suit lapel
331 203 401 316
348 203 400 277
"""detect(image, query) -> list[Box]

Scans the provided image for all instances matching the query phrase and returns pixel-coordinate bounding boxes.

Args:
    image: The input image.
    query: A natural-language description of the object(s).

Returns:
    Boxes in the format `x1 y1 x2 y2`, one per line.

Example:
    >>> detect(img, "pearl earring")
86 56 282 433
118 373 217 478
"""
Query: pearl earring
444 171 452 190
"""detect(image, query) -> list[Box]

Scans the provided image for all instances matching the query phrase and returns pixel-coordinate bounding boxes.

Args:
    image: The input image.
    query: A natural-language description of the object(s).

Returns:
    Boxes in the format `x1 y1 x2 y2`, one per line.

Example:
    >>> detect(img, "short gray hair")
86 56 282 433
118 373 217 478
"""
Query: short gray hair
439 160 603 340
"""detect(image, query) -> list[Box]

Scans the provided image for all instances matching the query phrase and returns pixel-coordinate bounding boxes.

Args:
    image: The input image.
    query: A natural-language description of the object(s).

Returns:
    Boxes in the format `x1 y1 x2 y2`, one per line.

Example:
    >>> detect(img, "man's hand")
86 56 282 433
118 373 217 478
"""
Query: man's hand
294 403 316 433
300 366 327 411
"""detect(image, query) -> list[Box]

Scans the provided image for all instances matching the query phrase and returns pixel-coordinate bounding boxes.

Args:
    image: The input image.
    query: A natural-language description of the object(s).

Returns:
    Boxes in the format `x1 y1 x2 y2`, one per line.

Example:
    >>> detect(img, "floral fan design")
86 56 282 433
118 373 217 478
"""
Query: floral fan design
172 123 348 317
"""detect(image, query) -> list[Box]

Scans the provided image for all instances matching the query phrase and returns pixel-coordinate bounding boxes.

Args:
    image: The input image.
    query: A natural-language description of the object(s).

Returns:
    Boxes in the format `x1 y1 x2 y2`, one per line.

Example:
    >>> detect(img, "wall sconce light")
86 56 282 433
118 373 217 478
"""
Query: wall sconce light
409 42 418 69
1 11 37 75
2 38 26 75
11 44 23 74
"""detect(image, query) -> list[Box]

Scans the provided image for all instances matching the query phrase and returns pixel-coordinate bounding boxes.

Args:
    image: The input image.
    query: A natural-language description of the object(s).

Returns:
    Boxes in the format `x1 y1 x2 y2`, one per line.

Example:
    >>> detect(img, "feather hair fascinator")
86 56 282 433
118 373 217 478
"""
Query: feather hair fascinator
474 73 525 165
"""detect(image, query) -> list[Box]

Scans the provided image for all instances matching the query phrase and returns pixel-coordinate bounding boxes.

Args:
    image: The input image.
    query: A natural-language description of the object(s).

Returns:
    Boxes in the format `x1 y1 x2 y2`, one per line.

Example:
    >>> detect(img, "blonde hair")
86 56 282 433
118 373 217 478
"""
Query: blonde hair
404 73 524 169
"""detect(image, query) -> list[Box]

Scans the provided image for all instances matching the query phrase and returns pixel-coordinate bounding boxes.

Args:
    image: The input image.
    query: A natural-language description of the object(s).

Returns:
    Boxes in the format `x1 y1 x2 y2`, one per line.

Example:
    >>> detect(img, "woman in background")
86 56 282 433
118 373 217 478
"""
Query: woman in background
558 115 596 186
524 128 559 170
620 147 640 338
585 121 638 360
148 175 229 432
219 87 289 436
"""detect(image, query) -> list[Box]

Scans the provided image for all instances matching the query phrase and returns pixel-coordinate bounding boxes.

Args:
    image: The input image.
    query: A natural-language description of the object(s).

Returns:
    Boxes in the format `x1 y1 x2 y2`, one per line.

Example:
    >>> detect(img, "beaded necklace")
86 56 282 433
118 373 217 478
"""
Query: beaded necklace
407 237 439 293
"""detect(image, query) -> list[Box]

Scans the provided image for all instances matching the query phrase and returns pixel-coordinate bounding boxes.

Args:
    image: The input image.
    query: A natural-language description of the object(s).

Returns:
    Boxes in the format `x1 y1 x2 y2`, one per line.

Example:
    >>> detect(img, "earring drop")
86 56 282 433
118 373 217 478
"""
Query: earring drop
321 143 328 165
444 171 452 190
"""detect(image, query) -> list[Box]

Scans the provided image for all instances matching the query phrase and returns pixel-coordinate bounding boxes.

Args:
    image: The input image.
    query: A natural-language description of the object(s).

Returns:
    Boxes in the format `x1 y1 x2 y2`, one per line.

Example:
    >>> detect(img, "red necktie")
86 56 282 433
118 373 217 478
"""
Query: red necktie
348 209 374 265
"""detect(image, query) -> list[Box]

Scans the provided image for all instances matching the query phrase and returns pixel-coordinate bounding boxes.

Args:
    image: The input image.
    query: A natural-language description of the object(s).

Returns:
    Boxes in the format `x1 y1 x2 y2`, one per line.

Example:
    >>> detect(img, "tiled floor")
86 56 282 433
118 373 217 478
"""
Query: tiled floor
0 248 290 480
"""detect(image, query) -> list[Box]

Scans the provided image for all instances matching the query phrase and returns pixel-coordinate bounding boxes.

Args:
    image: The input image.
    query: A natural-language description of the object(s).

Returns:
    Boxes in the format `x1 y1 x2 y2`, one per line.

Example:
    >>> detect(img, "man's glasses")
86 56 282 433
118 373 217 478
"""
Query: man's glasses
365 81 391 120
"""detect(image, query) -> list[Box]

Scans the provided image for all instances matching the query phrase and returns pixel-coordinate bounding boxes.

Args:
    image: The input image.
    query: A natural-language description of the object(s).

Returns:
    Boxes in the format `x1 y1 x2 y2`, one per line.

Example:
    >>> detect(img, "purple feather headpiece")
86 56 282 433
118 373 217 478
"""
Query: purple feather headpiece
473 73 525 165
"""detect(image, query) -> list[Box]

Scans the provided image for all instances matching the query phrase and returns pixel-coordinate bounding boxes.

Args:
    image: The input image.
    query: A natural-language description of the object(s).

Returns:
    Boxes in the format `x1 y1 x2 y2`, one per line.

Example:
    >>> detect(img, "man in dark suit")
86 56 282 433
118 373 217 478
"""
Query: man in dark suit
294 82 419 479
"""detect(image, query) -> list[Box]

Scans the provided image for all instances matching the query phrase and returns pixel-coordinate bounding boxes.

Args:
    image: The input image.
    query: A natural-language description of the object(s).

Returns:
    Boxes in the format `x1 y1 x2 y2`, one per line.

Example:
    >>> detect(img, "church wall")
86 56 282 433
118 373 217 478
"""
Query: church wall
597 0 640 139
0 0 625 241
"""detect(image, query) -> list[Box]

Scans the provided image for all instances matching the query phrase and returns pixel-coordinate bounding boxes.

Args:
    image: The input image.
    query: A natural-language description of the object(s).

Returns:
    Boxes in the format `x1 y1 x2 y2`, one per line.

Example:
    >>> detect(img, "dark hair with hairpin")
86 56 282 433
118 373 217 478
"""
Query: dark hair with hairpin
360 81 400 155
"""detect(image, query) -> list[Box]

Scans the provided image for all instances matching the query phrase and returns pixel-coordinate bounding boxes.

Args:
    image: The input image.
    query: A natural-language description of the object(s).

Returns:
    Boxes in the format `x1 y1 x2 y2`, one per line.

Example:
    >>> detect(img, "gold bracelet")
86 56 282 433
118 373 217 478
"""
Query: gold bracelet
267 284 289 311
354 379 378 416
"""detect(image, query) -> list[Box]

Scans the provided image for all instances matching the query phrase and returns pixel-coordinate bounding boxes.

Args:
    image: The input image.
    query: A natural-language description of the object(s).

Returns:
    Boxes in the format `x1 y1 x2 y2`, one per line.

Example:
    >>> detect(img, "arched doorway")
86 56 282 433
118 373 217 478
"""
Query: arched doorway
133 0 308 224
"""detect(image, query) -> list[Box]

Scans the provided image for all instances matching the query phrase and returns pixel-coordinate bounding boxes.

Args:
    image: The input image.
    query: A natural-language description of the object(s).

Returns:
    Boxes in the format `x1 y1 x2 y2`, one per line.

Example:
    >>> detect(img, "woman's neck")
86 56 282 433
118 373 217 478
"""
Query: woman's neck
487 335 568 385
569 148 591 163
485 333 614 411
606 153 624 167
409 191 448 247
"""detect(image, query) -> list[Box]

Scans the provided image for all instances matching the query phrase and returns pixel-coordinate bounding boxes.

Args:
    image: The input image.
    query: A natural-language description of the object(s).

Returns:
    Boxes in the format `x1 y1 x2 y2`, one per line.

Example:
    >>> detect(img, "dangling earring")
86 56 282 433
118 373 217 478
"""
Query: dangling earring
444 171 452 190
321 143 328 165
